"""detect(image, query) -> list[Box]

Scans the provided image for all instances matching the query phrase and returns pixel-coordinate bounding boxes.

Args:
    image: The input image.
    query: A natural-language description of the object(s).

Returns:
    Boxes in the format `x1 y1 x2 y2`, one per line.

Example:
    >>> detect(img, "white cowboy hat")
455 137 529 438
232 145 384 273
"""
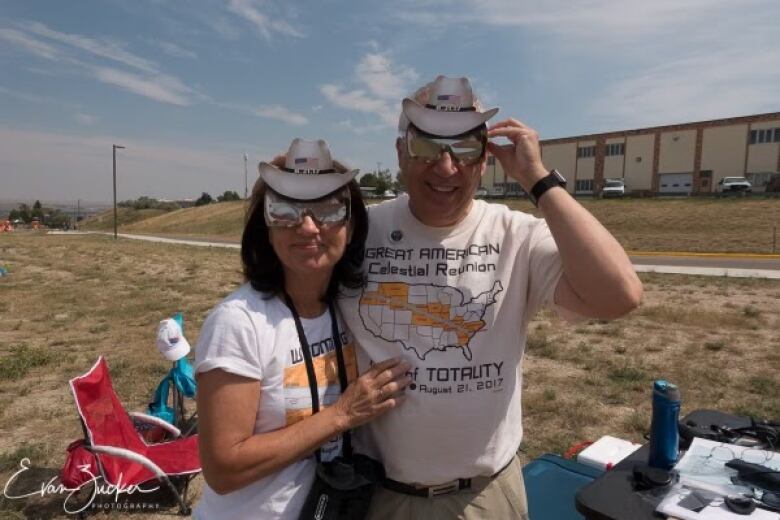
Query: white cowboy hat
258 139 359 200
402 76 499 137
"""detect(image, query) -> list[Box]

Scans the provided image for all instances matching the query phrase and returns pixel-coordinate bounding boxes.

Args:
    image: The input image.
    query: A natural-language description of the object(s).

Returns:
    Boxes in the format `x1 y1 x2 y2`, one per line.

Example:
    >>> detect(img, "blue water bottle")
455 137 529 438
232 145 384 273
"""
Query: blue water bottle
648 380 681 469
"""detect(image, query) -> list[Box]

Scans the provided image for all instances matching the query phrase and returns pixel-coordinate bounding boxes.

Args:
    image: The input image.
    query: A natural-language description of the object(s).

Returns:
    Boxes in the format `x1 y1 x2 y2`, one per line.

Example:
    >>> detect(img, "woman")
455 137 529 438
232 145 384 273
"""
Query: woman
194 138 411 519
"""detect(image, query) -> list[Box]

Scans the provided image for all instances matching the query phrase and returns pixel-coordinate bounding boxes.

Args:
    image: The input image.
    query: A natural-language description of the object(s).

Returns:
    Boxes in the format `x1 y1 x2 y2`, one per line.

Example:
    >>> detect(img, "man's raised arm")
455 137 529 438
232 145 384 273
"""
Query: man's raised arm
488 118 643 320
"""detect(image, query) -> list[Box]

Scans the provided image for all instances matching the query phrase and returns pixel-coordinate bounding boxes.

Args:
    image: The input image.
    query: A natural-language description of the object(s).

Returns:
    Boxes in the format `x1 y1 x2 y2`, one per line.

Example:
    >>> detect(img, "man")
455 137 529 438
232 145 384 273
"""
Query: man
339 75 642 519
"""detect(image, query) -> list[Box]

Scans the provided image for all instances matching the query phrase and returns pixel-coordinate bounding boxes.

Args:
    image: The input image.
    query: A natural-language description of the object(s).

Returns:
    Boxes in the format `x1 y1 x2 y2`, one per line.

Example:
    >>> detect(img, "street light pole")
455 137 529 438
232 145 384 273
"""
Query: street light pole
243 153 248 199
112 144 125 240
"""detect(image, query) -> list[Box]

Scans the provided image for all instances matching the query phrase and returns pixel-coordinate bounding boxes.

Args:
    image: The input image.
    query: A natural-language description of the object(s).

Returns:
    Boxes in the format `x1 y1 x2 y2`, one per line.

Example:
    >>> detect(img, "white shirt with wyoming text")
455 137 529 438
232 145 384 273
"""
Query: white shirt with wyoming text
338 195 568 485
193 283 358 520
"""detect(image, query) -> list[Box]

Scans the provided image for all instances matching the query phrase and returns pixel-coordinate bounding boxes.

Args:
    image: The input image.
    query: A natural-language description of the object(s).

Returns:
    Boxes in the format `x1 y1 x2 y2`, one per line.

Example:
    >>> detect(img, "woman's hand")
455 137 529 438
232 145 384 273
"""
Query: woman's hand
334 357 412 430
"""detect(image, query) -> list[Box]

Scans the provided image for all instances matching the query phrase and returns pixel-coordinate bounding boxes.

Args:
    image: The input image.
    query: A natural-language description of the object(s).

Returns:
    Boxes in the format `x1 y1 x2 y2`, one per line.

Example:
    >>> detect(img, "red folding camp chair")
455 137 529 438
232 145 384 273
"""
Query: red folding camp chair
68 357 201 514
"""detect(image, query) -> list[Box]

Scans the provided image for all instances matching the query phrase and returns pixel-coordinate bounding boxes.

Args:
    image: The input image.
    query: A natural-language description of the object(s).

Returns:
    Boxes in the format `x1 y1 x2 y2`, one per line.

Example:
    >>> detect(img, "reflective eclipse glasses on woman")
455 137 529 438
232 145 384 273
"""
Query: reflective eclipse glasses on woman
405 123 488 165
264 186 351 229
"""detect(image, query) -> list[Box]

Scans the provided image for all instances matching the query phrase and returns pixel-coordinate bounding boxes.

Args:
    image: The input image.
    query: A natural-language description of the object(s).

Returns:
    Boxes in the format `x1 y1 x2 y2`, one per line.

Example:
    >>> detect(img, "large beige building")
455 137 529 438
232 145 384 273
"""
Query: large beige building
482 112 780 195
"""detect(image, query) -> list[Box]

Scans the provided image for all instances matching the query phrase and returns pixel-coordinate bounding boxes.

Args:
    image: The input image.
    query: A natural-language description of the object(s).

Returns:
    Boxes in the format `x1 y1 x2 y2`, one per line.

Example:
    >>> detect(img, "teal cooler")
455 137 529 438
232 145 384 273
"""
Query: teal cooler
522 454 604 520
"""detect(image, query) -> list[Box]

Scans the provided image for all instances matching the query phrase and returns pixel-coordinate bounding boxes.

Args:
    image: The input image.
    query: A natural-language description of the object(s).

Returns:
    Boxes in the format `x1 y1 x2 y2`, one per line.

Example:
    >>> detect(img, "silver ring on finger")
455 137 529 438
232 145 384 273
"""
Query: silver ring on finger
376 387 384 402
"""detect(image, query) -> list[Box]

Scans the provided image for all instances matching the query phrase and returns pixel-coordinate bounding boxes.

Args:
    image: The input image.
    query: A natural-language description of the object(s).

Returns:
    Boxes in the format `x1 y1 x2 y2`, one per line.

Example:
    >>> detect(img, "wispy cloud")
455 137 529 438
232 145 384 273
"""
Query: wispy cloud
226 0 304 39
1 21 199 107
93 67 193 106
75 113 99 126
146 39 198 60
218 102 309 126
320 84 396 126
589 49 780 129
390 0 780 129
0 27 59 60
20 21 158 73
355 53 418 100
335 120 387 135
392 0 734 41
320 52 418 129
249 105 308 125
0 86 70 107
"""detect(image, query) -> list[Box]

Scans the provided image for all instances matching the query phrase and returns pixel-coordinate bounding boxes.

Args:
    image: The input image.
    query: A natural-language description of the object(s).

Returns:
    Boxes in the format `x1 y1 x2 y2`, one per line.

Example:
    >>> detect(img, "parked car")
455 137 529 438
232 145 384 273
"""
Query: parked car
601 179 626 198
505 187 527 198
717 177 752 193
487 187 506 198
475 188 488 198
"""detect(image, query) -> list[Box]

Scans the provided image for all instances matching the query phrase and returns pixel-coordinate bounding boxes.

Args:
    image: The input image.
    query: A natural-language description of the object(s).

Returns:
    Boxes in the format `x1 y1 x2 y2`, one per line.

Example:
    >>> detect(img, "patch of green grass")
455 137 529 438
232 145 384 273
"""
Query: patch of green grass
704 339 726 351
623 410 648 436
0 442 48 472
526 330 559 359
607 365 647 384
746 375 778 398
0 344 54 381
88 323 109 334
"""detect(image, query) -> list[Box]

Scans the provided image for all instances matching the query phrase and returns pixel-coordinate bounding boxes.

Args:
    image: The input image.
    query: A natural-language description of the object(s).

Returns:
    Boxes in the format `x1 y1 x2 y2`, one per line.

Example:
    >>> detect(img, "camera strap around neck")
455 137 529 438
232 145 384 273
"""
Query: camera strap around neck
282 293 353 463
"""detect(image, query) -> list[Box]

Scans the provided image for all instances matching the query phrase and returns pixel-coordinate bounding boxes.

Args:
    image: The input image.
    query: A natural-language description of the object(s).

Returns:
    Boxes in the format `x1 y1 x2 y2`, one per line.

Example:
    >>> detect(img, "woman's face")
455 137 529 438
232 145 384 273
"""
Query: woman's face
268 215 350 278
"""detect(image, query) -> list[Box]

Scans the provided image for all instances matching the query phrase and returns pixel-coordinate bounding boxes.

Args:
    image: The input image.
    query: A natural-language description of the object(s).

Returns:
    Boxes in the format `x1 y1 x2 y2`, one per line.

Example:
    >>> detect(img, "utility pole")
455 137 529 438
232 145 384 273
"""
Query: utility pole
112 144 125 240
244 153 249 199
77 199 80 230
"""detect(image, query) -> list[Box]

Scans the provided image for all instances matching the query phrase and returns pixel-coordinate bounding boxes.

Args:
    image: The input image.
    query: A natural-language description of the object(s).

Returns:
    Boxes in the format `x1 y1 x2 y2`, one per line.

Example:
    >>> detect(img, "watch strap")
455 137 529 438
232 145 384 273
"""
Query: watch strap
529 169 566 206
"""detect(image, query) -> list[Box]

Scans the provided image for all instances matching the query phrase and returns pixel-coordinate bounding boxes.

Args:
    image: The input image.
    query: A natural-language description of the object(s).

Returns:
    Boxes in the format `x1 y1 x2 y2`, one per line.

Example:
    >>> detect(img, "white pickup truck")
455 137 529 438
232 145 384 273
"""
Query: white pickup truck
717 177 752 193
601 179 626 198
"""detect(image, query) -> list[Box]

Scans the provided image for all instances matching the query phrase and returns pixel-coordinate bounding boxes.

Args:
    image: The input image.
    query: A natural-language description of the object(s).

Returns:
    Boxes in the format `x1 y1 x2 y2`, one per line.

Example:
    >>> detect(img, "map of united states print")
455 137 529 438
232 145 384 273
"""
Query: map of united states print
359 281 503 360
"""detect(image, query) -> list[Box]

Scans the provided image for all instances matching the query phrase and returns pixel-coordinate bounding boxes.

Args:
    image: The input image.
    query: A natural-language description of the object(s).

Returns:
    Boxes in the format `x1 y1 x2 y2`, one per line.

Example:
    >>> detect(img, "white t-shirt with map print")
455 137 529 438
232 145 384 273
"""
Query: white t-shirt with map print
193 283 358 520
338 195 568 485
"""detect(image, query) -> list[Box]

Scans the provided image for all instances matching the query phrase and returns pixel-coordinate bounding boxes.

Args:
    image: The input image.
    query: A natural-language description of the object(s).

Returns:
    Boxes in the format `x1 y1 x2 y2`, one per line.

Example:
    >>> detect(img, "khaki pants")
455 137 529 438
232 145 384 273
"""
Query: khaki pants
366 454 528 520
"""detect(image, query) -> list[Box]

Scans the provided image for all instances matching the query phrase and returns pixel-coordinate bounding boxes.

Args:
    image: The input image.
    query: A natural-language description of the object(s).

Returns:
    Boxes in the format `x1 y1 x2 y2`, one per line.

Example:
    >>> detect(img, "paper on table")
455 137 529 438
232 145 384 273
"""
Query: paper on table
674 437 779 496
657 484 779 520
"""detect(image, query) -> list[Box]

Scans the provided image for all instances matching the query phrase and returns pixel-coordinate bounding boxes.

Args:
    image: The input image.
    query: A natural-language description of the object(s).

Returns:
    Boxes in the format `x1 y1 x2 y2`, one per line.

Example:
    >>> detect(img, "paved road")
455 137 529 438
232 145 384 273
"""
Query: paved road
50 231 780 279
629 253 780 279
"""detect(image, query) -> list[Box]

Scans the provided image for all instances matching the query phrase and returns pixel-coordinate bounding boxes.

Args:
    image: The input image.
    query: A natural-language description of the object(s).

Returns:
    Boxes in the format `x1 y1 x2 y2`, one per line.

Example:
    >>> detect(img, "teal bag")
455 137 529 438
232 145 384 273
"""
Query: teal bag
148 377 175 424
147 312 197 424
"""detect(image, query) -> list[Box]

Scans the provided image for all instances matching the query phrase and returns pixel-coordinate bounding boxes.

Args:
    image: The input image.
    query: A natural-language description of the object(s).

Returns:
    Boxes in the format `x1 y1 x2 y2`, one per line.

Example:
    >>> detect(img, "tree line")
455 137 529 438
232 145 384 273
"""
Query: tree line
6 200 72 228
359 169 404 195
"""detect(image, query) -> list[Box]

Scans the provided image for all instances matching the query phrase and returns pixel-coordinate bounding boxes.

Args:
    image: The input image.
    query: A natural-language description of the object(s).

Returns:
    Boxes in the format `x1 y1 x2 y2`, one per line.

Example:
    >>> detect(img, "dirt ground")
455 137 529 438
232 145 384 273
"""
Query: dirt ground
0 232 778 518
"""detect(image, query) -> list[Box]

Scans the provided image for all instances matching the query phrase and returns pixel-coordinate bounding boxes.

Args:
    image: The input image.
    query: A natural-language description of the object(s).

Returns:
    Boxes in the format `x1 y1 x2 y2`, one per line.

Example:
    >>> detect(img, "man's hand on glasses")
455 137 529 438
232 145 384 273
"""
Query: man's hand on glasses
487 118 548 191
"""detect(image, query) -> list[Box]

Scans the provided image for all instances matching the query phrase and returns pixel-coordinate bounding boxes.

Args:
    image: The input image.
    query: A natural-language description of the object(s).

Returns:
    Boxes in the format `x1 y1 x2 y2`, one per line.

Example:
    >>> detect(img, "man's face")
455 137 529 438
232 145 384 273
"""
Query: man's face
396 135 487 227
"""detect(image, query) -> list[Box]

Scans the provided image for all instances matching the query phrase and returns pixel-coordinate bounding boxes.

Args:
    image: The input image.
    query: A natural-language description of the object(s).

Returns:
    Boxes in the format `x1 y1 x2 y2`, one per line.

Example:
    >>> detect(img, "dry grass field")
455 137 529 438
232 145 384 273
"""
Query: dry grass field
1 232 779 518
83 197 780 254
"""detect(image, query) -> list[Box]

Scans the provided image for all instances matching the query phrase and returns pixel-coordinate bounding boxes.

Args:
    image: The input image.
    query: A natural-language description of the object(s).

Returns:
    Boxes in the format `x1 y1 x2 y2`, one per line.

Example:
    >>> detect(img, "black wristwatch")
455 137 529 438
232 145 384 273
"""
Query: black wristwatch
528 169 567 207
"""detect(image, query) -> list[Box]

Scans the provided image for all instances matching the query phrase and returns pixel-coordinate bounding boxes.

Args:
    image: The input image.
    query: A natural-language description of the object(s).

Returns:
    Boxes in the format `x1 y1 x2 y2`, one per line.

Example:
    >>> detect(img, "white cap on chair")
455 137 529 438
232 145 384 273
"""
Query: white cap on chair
156 318 191 361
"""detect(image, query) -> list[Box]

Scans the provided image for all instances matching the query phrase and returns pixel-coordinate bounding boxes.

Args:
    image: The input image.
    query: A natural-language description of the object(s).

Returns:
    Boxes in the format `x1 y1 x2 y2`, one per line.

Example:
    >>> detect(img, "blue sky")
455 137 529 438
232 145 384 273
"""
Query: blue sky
1 0 779 202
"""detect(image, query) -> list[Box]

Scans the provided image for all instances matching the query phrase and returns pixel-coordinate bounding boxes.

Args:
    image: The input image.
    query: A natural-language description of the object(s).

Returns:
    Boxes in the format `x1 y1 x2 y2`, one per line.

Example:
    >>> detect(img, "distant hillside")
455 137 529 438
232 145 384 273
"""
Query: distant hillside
81 201 247 239
125 200 246 239
81 208 173 231
79 198 780 254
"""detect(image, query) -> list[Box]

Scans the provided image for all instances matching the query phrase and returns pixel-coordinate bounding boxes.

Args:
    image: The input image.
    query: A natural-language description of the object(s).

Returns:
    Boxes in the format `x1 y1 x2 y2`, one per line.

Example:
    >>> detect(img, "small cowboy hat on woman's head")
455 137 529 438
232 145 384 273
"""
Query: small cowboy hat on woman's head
258 139 359 200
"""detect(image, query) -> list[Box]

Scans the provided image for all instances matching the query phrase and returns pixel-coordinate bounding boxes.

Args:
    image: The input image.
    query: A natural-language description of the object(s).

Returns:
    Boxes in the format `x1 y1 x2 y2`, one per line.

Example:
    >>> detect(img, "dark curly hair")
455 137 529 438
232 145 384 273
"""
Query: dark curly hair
241 180 367 301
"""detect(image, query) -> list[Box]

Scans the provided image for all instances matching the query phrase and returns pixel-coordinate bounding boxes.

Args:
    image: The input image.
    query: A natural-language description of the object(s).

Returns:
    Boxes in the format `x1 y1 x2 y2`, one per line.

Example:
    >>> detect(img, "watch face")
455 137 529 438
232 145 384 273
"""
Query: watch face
551 169 567 185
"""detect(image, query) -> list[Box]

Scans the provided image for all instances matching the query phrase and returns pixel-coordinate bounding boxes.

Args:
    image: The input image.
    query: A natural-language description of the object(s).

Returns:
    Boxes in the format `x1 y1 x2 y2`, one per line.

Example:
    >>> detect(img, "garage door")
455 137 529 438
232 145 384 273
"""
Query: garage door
659 173 693 194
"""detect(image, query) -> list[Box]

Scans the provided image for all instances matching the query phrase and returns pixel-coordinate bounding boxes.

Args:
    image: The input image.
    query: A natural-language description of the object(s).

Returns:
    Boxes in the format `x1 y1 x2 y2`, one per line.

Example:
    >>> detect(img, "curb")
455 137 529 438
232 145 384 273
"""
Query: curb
627 251 780 259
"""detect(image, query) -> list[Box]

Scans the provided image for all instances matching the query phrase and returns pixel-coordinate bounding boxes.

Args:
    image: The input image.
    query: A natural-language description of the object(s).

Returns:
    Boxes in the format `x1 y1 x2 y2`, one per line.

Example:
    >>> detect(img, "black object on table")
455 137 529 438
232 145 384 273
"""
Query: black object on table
574 409 759 520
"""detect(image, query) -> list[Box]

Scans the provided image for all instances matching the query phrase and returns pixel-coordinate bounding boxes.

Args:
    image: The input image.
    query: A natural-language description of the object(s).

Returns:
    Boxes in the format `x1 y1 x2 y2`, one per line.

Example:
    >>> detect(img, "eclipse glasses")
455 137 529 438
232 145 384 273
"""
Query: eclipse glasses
406 124 487 165
263 187 350 228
